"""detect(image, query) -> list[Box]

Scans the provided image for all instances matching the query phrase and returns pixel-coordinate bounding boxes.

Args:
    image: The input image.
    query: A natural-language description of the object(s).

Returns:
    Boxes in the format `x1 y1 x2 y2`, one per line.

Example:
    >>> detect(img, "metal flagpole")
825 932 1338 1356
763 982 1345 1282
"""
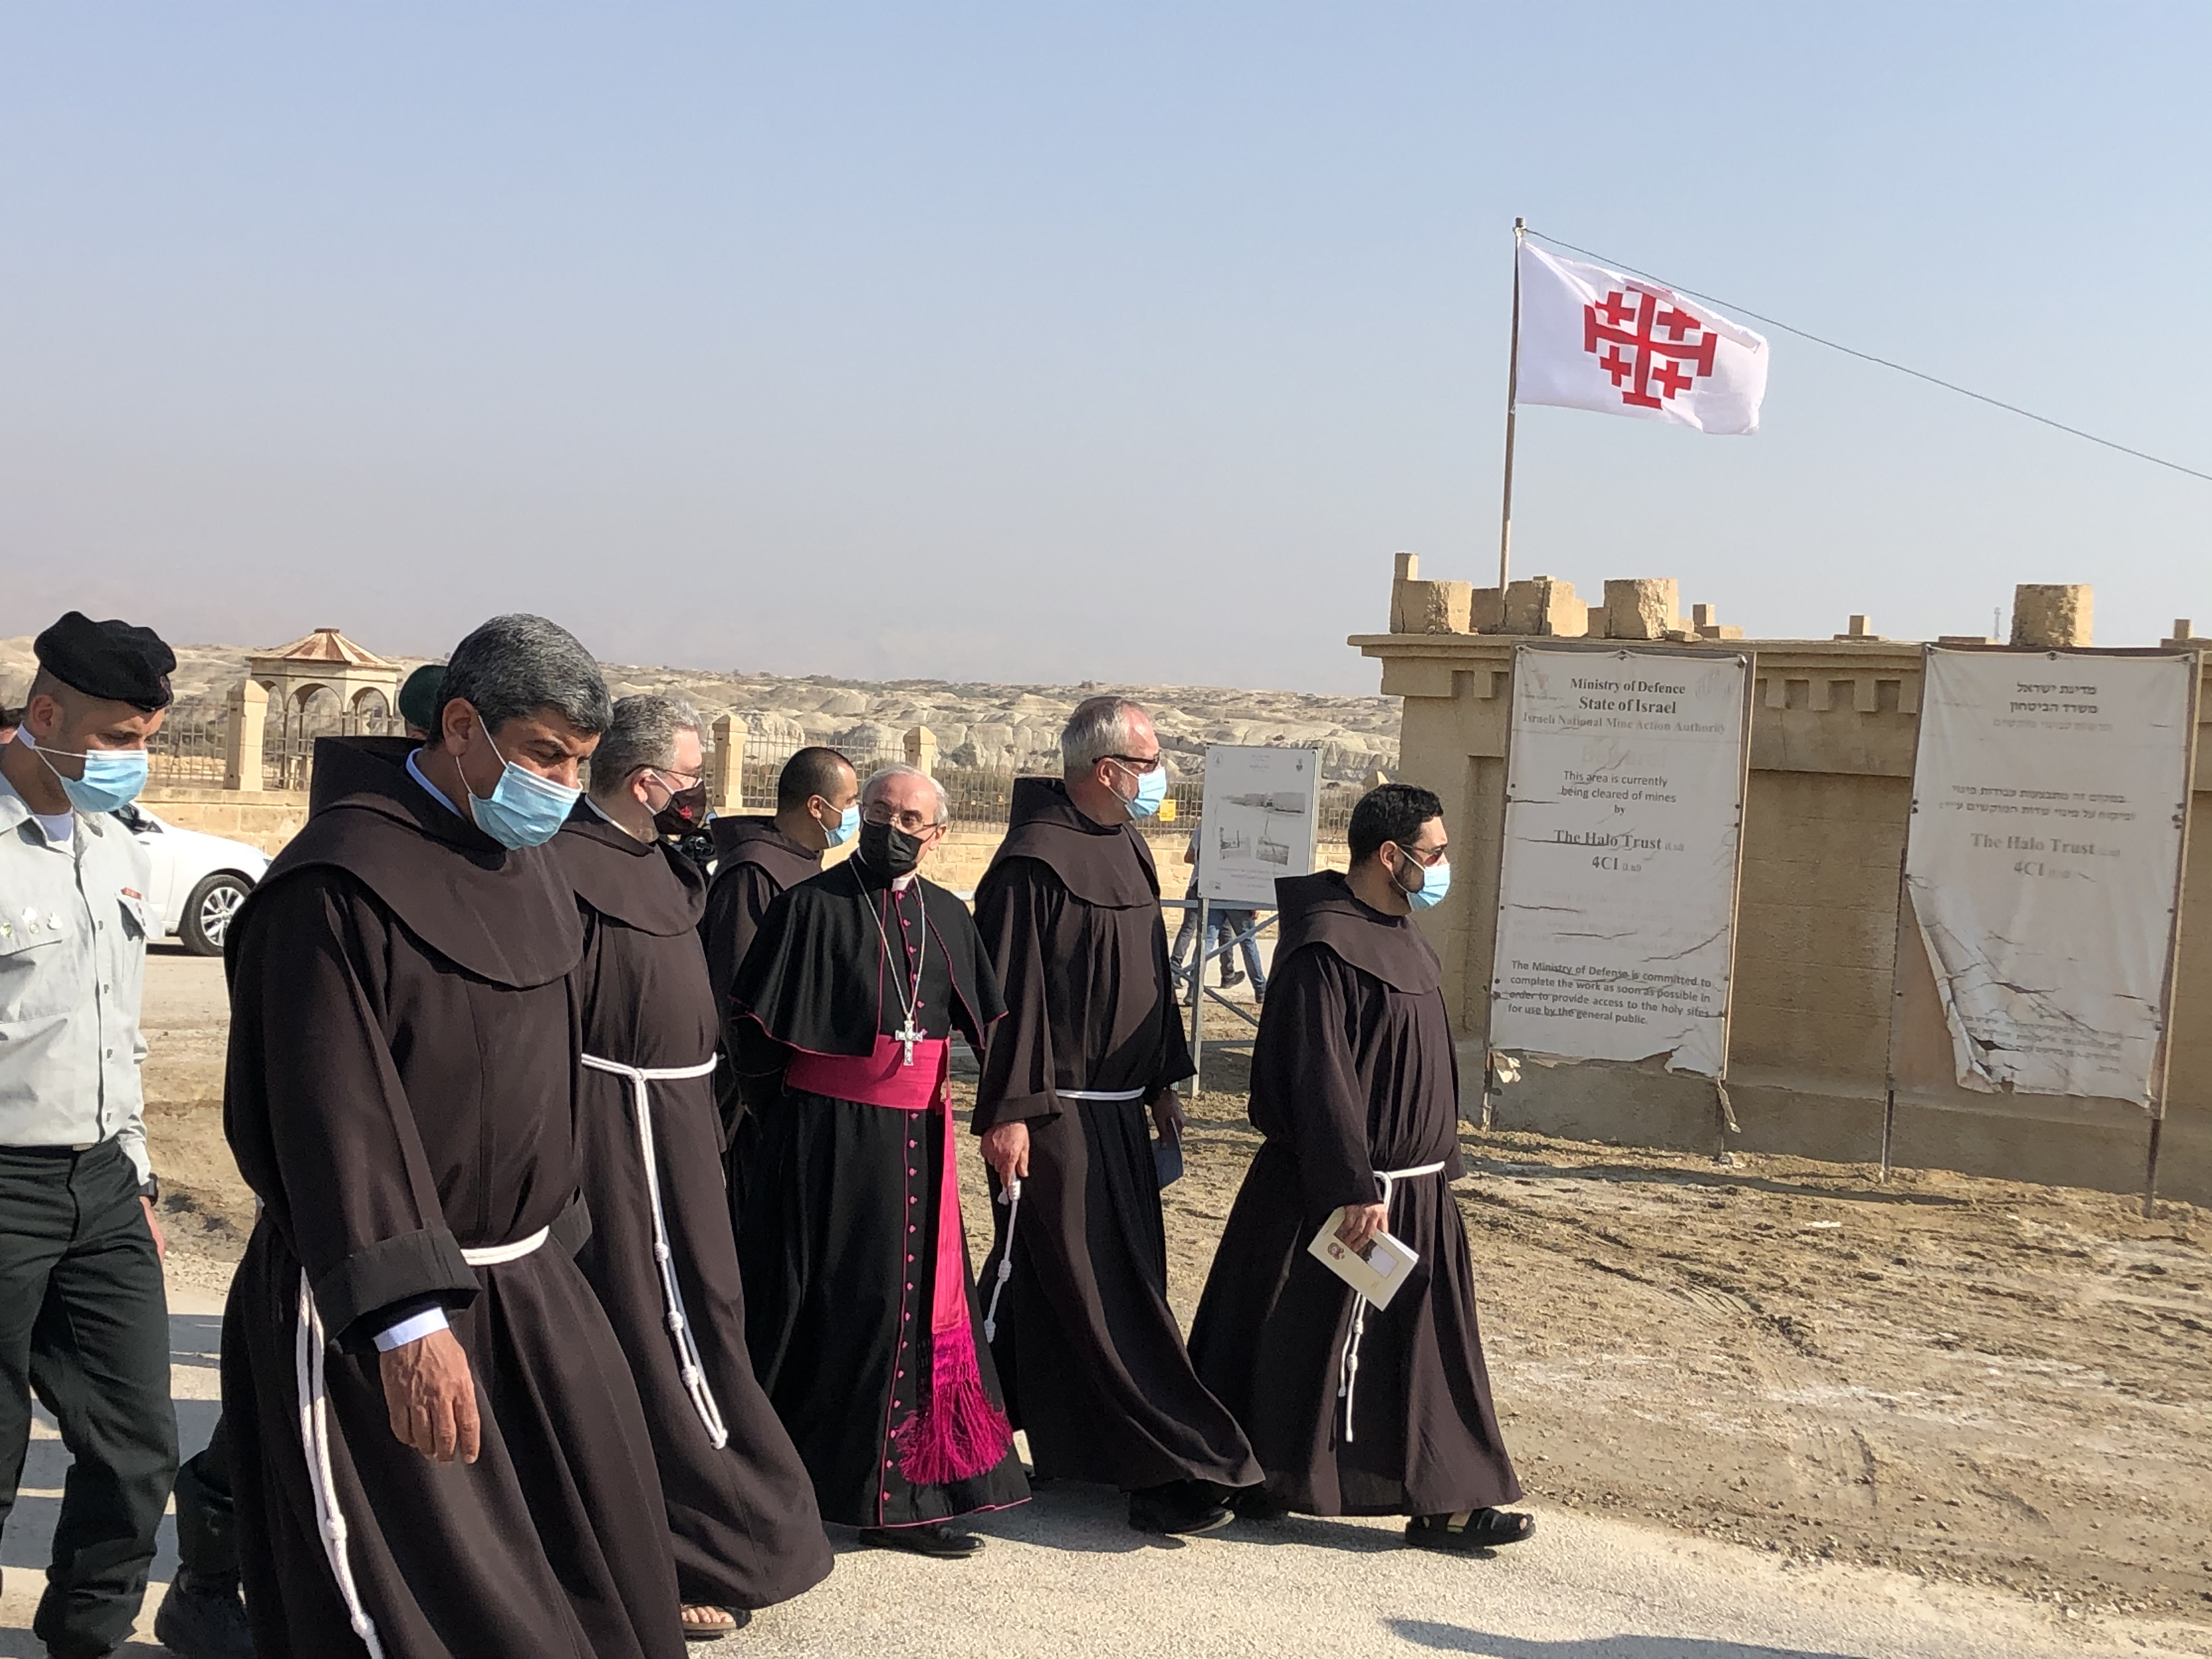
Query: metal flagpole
1189 896 1208 1092
1496 216 1526 594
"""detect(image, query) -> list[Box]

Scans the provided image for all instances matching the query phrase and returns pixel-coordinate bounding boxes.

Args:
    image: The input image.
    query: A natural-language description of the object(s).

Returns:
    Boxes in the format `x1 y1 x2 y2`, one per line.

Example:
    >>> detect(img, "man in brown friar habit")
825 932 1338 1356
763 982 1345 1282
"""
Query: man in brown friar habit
701 745 860 1201
1188 783 1534 1552
731 763 1028 1558
972 696 1259 1536
551 696 834 1643
220 615 687 1659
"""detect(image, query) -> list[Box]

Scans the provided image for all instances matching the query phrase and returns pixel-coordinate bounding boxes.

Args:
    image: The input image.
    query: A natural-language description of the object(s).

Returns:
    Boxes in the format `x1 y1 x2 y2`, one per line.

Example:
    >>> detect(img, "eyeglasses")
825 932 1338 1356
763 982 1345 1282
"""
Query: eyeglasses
1105 753 1165 774
1393 841 1448 868
635 766 704 792
863 806 947 835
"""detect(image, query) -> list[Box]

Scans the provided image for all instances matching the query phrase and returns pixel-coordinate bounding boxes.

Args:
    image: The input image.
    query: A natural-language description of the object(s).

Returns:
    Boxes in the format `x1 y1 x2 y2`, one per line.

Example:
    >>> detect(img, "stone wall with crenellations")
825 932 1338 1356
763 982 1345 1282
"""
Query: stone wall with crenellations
1357 564 2211 1206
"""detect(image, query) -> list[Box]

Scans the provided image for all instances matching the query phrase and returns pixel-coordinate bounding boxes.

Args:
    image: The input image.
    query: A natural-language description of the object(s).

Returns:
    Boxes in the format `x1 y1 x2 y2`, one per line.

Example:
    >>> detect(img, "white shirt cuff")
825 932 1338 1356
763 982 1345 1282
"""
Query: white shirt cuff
373 1308 451 1352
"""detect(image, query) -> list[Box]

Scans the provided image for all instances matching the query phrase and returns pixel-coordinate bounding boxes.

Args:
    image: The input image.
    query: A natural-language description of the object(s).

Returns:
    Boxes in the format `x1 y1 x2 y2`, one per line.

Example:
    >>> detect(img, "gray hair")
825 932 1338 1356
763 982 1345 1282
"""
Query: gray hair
860 762 950 826
590 694 703 797
436 614 612 739
1060 695 1147 772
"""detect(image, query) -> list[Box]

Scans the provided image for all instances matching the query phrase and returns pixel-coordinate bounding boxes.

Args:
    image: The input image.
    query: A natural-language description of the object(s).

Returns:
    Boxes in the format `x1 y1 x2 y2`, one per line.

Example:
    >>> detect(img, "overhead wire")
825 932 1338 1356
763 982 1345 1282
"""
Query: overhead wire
1525 227 2212 487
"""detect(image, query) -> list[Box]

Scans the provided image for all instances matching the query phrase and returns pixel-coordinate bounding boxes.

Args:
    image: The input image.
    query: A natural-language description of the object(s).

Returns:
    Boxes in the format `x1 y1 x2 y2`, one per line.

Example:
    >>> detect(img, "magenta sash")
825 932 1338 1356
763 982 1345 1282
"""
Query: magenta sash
780 1037 1011 1485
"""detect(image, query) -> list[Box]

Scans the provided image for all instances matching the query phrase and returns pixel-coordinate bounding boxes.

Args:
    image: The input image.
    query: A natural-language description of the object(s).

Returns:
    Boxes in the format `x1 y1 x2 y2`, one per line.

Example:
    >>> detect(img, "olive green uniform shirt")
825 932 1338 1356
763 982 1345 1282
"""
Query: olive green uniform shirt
0 776 154 1186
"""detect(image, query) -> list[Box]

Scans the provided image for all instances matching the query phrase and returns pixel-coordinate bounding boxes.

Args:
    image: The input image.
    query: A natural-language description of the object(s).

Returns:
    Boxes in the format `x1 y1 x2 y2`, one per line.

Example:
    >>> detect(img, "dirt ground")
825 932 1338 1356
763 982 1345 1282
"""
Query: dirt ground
142 949 2212 1639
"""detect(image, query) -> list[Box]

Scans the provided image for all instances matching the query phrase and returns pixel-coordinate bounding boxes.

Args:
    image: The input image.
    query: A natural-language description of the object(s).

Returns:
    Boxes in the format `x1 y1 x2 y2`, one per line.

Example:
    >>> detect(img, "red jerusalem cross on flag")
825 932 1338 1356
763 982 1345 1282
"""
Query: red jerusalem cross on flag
1516 241 1768 434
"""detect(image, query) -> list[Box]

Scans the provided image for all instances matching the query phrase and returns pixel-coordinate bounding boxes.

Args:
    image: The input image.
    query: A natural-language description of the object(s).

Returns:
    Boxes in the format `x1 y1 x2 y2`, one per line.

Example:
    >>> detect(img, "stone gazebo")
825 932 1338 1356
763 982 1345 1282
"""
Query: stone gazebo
230 627 402 790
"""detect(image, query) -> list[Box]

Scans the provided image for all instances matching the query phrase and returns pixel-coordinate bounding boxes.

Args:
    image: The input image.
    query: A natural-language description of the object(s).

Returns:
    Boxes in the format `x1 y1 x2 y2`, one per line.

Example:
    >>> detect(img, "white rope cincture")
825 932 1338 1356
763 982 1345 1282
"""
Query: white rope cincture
458 1228 550 1267
983 1177 1021 1344
1055 1087 1149 1102
582 1052 728 1448
1335 1161 1448 1444
295 1270 388 1659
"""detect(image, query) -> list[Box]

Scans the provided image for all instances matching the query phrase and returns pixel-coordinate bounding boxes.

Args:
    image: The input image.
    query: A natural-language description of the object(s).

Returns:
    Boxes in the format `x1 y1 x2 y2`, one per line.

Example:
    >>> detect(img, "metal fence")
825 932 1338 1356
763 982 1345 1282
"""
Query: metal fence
147 711 231 785
729 727 1361 838
147 699 401 791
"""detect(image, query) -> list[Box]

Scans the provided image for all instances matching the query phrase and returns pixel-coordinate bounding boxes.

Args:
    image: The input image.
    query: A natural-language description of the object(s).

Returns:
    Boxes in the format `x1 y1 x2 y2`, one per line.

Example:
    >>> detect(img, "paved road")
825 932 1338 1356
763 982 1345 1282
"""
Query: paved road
2 1282 2202 1659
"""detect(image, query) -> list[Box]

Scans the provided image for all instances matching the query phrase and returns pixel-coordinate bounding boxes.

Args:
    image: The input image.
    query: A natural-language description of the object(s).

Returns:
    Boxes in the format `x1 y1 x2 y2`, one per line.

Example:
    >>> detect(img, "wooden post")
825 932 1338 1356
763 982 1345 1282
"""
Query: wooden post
223 680 267 792
1496 216 1526 595
2142 651 2200 1216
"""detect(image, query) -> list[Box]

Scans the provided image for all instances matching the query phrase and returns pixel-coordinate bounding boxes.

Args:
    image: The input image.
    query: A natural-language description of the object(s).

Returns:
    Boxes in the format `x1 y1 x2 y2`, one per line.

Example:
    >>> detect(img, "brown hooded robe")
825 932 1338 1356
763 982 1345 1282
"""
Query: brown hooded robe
972 778 1257 1493
552 807 834 1611
1187 870 1521 1517
220 737 684 1659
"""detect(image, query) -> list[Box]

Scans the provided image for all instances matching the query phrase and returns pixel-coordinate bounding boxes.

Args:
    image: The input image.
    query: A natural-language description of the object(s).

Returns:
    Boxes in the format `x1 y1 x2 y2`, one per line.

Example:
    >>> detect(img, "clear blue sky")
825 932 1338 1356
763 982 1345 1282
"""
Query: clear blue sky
4 3 2207 693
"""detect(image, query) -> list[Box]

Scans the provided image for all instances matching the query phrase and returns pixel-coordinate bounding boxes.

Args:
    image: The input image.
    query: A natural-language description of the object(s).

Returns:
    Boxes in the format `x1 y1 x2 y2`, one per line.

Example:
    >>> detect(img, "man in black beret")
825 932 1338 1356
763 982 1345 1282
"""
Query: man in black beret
0 612 208 1657
396 663 445 741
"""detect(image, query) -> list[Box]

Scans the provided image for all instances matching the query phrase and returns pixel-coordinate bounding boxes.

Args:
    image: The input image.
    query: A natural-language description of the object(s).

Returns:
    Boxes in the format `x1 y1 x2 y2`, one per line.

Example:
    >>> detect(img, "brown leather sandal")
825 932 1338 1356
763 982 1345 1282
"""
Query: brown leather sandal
681 1603 747 1641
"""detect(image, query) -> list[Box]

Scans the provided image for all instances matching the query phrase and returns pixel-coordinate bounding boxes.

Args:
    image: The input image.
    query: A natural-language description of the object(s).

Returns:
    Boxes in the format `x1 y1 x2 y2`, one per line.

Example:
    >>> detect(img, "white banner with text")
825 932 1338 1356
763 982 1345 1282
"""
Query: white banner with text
1899 649 2194 1108
1489 647 1751 1077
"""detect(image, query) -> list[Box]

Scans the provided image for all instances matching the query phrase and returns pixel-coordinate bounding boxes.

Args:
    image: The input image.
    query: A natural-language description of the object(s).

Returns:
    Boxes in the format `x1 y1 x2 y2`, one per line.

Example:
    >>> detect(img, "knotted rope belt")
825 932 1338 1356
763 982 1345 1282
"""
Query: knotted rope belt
1335 1160 1447 1444
983 1083 1148 1342
296 1221 561 1658
581 1052 728 1448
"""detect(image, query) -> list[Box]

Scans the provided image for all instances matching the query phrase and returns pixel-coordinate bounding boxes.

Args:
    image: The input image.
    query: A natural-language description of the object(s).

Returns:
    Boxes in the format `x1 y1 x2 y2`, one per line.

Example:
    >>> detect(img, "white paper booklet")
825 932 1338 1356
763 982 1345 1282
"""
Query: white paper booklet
1306 1211 1420 1311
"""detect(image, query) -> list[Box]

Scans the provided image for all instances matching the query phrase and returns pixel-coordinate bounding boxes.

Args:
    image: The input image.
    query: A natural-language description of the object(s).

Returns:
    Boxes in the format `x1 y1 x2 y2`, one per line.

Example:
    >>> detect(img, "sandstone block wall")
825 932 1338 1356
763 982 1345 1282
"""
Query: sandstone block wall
1357 574 2209 1206
142 788 309 855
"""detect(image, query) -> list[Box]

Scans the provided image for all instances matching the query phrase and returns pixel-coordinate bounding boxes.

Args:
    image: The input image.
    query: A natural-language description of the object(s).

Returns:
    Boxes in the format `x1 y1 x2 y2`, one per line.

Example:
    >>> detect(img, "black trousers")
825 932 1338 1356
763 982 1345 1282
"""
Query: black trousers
0 1141 180 1658
174 1413 236 1577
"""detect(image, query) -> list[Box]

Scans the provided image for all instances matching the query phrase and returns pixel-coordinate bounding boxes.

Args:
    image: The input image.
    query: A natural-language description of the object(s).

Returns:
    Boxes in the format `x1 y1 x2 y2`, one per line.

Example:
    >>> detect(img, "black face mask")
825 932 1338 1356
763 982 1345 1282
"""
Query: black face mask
859 818 926 878
652 785 708 840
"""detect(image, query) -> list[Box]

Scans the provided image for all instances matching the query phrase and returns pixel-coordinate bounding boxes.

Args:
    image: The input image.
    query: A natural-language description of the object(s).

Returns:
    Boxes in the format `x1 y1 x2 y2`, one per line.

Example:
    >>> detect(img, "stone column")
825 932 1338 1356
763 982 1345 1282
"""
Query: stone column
708 714 745 813
224 680 267 792
2011 584 2093 648
1601 578 1681 640
905 724 939 777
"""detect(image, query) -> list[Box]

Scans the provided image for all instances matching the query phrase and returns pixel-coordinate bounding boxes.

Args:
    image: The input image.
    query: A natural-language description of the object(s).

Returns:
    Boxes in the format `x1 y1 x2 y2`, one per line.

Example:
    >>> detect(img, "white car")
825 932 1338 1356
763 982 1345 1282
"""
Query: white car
112 803 270 956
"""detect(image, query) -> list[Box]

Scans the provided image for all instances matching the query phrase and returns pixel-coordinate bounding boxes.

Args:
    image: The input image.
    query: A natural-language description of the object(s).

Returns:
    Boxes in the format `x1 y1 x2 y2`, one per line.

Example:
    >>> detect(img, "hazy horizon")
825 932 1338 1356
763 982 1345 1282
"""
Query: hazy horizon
5 4 2208 694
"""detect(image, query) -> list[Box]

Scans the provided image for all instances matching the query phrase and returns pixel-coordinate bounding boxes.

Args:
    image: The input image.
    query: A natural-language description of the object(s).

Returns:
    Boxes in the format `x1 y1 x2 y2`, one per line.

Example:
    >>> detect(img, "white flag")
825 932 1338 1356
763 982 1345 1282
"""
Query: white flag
1516 241 1768 435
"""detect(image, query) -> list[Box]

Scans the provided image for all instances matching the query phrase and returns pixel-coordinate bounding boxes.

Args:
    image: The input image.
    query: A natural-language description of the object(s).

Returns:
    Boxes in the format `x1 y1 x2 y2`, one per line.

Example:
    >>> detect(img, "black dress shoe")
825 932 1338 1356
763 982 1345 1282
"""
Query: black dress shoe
1128 1480 1236 1536
858 1523 985 1559
153 1567 257 1658
1229 1485 1291 1522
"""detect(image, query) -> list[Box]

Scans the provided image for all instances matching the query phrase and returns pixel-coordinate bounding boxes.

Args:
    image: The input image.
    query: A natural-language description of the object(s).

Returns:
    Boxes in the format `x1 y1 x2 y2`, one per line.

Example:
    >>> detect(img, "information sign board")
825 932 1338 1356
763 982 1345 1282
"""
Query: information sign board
1194 745 1322 908
1488 646 1752 1077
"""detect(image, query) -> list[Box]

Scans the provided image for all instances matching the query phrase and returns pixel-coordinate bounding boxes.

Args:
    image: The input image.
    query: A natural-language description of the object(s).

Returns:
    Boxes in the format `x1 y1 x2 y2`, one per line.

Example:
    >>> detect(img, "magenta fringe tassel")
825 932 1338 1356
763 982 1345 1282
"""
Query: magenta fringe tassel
894 1335 1013 1485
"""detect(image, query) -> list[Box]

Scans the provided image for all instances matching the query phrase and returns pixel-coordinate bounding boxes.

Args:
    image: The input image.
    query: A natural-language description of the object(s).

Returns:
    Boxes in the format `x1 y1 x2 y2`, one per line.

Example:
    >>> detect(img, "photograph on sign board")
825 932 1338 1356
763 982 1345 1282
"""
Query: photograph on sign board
1195 745 1321 907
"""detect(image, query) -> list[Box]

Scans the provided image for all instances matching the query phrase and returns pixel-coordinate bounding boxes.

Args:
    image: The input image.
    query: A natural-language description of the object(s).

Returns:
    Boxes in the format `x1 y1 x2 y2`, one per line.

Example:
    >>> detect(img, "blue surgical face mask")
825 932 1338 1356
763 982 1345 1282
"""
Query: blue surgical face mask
18 729 149 815
466 718 579 849
1396 849 1451 911
1113 761 1168 820
823 802 860 847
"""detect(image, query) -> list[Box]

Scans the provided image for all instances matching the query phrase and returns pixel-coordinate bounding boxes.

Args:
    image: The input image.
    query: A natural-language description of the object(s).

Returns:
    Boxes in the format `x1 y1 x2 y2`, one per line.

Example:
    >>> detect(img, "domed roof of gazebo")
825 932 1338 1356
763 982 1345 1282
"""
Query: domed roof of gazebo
251 627 397 670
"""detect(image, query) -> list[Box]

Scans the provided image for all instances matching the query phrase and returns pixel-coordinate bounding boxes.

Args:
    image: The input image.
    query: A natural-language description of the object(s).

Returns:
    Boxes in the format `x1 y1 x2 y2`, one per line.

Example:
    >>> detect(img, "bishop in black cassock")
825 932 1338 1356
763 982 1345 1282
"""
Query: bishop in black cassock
1189 785 1531 1553
221 735 685 1658
973 775 1258 1532
731 774 1027 1557
554 801 834 1629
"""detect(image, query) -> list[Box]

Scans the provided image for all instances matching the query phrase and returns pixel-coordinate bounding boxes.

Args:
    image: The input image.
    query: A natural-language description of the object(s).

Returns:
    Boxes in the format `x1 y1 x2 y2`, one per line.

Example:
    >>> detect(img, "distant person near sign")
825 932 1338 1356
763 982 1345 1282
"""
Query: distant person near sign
1171 825 1266 1005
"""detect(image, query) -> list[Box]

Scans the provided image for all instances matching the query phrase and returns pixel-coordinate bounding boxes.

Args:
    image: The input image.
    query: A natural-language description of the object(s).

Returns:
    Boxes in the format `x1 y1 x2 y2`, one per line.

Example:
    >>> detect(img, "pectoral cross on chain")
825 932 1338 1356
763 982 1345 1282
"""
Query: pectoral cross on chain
894 1016 922 1067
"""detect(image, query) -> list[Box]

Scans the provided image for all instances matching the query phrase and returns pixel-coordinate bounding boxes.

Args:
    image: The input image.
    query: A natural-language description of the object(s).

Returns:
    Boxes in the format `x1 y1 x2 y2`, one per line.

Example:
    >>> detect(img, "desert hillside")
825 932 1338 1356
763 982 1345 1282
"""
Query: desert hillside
0 637 1400 779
